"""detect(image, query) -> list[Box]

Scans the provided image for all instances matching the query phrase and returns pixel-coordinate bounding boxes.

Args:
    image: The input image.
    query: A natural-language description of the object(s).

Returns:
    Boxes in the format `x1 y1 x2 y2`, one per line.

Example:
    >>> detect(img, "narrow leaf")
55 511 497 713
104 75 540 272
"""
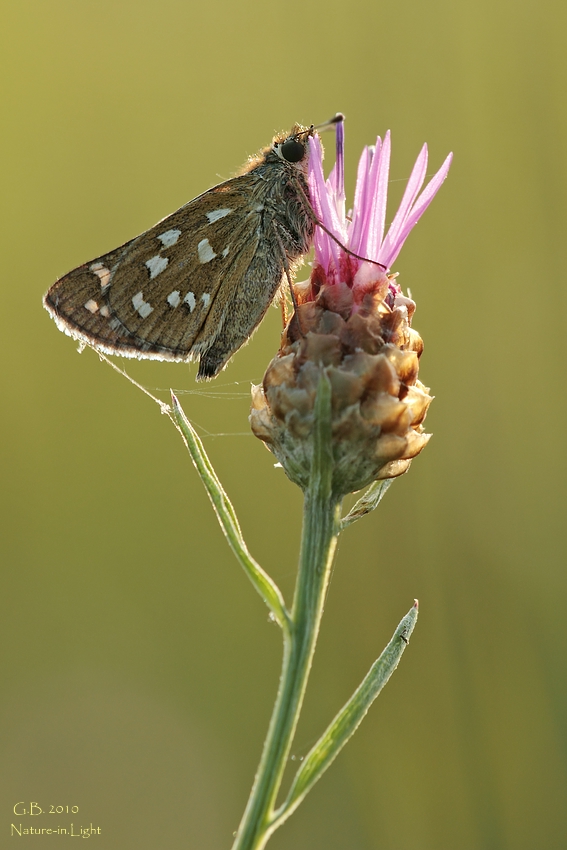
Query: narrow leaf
341 479 394 529
171 392 291 634
272 602 418 828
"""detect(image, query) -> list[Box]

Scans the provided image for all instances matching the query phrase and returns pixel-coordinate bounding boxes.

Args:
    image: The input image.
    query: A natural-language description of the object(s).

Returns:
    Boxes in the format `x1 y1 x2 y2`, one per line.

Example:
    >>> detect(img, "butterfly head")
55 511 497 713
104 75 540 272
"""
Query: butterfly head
268 115 343 173
273 124 313 159
268 124 316 175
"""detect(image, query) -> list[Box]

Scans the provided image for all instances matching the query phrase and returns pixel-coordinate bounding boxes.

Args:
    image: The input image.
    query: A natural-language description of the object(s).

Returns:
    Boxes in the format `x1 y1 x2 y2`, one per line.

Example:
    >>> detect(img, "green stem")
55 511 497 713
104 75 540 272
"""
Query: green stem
231 377 340 850
232 491 340 850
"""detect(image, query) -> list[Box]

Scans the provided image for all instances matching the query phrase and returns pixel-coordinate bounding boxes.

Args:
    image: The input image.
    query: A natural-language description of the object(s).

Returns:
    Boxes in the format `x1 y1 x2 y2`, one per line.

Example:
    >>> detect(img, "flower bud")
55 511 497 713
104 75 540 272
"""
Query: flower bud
250 281 432 495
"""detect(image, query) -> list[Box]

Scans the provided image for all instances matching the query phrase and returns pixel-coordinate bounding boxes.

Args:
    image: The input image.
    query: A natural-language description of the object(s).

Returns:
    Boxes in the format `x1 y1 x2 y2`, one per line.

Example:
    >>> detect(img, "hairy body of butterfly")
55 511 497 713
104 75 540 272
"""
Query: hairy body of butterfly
43 124 317 380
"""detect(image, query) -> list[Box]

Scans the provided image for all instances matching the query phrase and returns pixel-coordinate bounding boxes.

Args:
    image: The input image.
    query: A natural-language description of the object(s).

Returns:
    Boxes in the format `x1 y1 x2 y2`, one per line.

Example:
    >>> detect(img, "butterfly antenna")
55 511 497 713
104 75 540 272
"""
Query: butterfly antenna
296 114 345 144
313 112 345 133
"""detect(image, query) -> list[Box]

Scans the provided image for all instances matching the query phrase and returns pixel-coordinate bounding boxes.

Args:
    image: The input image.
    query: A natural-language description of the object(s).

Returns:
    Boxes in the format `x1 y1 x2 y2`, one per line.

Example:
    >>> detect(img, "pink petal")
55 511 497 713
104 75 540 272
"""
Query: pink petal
349 144 376 256
382 152 453 267
358 132 391 261
334 116 345 208
327 162 337 195
379 143 428 265
308 136 344 270
308 136 332 271
325 164 347 233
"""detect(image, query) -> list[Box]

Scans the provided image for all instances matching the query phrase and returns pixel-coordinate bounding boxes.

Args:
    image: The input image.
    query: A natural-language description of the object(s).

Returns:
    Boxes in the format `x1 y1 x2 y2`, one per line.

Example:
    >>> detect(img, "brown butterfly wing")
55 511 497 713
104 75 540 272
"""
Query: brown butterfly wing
44 178 261 362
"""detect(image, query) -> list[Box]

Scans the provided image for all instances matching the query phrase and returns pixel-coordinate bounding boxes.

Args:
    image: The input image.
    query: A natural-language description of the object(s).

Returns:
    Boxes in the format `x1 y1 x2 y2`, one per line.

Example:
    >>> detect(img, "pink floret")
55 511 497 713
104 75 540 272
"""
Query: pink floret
307 126 452 292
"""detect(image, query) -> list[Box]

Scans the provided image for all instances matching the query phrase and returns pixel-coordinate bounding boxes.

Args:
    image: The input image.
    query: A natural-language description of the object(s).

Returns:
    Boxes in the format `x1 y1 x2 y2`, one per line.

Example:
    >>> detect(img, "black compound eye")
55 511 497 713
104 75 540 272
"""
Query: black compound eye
280 138 305 163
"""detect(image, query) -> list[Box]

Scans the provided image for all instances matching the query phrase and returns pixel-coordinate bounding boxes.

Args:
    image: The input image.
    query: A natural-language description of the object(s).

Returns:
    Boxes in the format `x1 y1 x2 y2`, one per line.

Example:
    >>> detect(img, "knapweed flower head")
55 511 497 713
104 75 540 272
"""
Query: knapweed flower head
250 123 452 495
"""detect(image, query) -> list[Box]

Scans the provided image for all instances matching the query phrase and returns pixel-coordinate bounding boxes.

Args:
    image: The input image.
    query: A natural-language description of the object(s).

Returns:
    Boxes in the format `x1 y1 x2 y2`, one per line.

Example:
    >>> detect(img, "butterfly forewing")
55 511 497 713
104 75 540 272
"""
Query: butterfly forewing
44 122 319 378
46 181 260 361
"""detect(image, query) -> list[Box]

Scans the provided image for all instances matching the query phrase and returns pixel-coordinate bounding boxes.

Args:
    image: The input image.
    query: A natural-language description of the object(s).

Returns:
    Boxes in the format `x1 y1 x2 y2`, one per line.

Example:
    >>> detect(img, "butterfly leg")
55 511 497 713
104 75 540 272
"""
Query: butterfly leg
271 221 306 341
280 296 289 328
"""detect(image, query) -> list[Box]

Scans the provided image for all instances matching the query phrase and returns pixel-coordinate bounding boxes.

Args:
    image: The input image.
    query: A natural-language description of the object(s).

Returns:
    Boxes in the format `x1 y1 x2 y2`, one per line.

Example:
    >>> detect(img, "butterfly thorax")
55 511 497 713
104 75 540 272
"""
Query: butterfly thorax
242 127 316 260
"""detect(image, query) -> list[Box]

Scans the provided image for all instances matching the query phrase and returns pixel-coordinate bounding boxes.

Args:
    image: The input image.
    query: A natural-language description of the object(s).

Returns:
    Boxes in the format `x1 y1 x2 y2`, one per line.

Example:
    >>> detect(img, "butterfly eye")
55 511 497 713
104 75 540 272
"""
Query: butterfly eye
280 138 305 163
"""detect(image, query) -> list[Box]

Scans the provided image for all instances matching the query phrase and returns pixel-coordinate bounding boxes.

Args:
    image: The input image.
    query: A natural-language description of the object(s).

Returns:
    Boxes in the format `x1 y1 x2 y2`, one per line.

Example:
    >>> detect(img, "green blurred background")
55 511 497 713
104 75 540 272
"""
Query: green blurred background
2 0 566 847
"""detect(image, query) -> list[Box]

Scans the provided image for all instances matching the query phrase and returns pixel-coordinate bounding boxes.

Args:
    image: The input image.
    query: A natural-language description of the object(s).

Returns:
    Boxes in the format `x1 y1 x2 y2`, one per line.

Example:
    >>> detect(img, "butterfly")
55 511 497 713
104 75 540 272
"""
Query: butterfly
43 117 343 380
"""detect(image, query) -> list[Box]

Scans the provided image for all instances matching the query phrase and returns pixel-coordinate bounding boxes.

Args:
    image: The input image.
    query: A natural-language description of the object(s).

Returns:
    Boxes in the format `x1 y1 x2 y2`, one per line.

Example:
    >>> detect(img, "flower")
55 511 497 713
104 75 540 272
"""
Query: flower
250 123 452 495
307 122 452 296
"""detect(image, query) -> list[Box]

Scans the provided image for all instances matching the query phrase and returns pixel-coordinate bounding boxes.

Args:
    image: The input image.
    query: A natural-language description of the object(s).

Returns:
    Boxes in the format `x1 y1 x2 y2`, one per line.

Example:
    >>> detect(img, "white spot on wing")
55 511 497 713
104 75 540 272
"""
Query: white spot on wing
158 229 182 247
197 239 216 264
167 290 181 308
84 299 98 313
183 291 196 312
99 305 110 318
222 246 230 258
132 291 154 319
89 263 112 289
206 208 232 223
145 255 169 278
201 293 211 308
